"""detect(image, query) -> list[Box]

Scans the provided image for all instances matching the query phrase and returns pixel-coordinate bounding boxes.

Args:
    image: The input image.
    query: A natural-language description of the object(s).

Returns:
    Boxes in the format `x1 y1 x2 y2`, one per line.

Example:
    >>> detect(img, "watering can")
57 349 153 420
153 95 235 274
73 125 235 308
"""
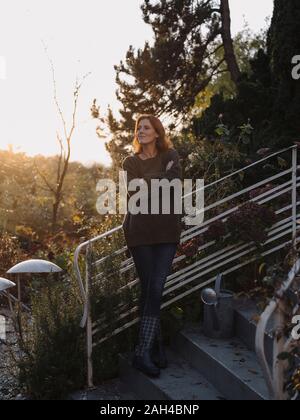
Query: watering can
201 274 234 339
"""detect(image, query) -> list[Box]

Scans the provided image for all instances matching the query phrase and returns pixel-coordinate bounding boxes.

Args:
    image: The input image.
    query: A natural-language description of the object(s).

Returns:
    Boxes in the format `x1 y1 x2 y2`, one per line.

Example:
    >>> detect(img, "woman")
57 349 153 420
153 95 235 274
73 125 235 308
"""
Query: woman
122 114 183 378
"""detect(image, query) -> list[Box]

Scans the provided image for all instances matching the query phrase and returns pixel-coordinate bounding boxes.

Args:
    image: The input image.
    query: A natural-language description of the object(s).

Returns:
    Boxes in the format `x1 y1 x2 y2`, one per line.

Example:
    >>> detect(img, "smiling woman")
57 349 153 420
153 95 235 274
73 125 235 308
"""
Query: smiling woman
121 114 184 378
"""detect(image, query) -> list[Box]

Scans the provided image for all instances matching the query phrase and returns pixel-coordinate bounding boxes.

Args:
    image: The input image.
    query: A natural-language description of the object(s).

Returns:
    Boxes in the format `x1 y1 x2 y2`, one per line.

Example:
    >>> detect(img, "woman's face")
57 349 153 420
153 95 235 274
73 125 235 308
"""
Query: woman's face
137 119 158 146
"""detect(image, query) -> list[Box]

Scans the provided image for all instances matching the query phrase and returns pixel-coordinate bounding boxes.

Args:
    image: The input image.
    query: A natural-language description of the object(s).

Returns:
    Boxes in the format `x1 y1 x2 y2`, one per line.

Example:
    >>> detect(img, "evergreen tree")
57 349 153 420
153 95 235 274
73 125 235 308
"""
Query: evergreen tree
267 0 300 145
195 0 300 151
114 1 223 121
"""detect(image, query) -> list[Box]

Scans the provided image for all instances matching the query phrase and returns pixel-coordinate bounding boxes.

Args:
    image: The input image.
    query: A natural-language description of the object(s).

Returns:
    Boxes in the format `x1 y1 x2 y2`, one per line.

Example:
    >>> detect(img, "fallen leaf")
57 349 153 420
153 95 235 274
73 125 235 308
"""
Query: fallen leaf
251 314 261 323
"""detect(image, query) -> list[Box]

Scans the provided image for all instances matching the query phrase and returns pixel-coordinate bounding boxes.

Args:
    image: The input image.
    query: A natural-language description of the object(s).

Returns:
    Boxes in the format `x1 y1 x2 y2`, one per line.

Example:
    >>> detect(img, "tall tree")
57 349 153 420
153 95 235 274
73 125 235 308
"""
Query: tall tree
114 0 225 121
220 0 241 85
267 0 300 145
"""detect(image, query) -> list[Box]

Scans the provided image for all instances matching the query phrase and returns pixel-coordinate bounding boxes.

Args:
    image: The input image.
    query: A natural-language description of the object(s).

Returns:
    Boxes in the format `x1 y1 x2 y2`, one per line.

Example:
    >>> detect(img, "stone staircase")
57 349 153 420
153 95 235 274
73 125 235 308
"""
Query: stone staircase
119 300 273 400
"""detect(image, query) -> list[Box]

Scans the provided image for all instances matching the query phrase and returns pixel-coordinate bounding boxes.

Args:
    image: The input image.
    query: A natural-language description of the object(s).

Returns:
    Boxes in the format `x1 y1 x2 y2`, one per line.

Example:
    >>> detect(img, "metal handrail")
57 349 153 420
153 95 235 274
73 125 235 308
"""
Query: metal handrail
255 258 300 400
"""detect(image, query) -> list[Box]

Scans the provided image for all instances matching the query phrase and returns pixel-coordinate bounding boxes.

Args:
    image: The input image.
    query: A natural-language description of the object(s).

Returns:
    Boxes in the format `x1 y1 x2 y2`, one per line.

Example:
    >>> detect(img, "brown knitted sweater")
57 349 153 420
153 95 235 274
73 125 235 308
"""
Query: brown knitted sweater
121 148 183 248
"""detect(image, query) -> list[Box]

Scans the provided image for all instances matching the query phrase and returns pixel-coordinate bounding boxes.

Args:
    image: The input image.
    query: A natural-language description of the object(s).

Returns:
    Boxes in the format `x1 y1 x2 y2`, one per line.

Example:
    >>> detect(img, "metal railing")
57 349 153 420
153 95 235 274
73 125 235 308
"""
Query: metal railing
255 258 300 400
74 145 300 389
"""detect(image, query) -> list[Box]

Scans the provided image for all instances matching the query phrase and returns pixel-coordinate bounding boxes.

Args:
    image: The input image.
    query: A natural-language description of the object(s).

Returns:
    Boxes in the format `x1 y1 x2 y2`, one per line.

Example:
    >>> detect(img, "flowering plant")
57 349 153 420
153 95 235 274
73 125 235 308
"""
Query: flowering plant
176 236 204 259
205 202 277 247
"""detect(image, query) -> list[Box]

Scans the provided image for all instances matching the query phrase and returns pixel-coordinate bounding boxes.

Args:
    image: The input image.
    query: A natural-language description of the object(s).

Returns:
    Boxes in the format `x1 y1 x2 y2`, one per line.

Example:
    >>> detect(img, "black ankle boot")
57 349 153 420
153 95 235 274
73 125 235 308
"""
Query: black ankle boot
132 350 160 378
151 339 168 369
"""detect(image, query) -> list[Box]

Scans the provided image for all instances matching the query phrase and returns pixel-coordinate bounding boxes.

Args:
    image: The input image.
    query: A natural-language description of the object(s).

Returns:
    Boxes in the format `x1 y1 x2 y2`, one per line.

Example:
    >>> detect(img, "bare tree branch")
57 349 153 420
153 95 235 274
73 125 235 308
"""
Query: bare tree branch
40 41 91 231
33 159 56 194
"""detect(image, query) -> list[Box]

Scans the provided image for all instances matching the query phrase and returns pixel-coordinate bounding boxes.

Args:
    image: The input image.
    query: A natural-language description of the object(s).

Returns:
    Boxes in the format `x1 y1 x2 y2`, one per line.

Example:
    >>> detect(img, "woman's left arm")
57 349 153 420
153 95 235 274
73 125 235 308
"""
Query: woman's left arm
142 149 182 186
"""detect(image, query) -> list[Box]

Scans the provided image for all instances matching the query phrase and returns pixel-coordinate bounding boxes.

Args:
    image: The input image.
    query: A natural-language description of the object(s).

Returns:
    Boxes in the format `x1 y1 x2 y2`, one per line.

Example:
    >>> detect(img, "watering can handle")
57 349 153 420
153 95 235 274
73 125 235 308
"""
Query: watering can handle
215 274 222 299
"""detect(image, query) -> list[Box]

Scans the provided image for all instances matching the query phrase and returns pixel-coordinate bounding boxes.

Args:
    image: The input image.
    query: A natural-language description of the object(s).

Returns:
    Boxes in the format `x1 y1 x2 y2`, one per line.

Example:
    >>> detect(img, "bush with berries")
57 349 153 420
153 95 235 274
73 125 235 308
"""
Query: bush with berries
176 236 205 259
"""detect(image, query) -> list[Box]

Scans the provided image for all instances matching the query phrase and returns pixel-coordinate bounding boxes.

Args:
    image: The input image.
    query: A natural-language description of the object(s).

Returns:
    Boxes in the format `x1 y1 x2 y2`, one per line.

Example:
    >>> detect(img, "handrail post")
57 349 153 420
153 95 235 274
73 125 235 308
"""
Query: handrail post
272 301 286 400
292 146 298 251
86 242 94 388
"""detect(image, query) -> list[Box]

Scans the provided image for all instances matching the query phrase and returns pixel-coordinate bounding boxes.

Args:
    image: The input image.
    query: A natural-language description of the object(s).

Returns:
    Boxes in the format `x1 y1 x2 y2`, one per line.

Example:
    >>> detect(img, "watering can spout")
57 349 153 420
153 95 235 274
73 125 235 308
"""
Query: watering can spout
215 273 222 299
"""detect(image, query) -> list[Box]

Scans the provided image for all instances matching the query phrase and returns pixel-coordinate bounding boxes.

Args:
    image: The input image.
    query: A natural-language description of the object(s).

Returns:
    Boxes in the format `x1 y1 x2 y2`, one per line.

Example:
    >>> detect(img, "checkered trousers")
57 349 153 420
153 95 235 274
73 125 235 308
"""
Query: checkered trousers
135 316 159 356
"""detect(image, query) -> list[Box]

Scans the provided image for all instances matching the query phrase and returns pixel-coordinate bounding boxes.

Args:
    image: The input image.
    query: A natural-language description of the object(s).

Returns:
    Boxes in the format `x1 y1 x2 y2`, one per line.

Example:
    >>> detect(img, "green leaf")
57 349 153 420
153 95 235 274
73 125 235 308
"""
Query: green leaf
277 157 288 169
277 352 292 361
171 306 184 320
239 171 245 181
215 127 223 137
242 136 250 145
258 263 266 276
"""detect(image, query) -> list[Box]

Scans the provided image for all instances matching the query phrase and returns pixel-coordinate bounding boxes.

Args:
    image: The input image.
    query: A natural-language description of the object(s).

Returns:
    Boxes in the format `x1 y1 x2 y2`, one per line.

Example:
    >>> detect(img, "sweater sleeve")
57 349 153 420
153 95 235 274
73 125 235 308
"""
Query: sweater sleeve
142 149 183 187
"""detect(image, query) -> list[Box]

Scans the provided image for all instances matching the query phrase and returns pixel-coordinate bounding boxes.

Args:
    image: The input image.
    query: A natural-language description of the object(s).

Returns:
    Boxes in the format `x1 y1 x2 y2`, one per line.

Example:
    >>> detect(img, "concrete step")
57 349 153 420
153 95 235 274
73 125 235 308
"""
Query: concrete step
119 349 225 400
172 325 270 400
234 299 274 366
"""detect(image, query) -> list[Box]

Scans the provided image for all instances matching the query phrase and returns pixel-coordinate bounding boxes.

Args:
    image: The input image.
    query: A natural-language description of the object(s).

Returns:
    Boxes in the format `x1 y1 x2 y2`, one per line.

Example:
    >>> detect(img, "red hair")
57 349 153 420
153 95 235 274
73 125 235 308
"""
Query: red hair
132 114 173 154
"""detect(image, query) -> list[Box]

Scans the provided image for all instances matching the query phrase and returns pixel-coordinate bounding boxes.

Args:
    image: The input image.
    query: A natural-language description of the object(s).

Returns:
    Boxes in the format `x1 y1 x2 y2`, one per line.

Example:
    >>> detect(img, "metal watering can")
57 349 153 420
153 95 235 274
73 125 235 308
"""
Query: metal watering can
201 274 234 339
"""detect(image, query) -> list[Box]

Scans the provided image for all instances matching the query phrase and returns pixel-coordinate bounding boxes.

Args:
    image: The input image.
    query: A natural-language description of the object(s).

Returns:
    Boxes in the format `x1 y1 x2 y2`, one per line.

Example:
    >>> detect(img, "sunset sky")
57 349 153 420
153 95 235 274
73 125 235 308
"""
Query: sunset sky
0 0 274 168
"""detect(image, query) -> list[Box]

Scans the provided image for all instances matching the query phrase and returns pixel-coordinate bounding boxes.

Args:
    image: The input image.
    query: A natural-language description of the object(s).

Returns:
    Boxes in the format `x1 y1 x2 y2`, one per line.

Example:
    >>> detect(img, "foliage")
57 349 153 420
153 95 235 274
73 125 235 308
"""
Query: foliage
193 53 273 154
175 236 205 268
12 275 85 400
195 0 300 152
205 202 276 247
177 130 245 184
0 232 23 275
192 22 267 117
226 202 277 246
266 0 300 146
276 273 300 401
113 0 223 124
0 149 110 244
174 200 277 292
283 344 300 400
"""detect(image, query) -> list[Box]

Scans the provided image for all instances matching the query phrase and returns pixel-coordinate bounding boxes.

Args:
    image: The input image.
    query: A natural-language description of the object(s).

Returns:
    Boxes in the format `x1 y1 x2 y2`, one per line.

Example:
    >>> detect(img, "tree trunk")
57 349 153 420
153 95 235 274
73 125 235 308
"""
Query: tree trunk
220 0 241 85
52 195 60 233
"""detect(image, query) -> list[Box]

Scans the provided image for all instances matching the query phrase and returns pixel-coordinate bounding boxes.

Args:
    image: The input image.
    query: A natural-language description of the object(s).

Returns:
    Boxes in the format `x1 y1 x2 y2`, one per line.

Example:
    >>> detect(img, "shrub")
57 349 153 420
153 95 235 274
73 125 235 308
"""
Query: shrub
227 202 277 246
204 220 227 242
206 202 277 247
13 275 85 400
0 232 23 275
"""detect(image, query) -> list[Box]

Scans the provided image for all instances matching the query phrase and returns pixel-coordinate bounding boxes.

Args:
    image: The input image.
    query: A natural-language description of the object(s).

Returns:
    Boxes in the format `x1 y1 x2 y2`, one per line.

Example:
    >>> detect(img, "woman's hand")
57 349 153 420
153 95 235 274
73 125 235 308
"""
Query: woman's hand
166 160 174 171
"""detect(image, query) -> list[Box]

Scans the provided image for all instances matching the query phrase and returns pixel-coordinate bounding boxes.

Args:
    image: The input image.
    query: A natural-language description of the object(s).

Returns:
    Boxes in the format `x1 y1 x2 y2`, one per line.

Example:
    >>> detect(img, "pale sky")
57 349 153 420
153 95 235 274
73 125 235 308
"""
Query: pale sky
0 0 274 168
